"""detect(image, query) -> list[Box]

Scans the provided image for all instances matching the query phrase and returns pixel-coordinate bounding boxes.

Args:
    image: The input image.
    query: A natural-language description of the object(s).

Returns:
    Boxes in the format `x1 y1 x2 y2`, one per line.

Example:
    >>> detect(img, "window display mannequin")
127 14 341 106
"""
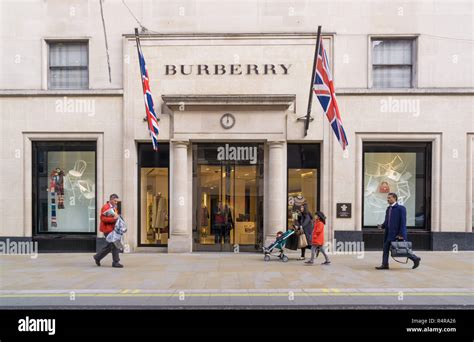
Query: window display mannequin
293 194 306 209
153 192 166 229
49 167 65 227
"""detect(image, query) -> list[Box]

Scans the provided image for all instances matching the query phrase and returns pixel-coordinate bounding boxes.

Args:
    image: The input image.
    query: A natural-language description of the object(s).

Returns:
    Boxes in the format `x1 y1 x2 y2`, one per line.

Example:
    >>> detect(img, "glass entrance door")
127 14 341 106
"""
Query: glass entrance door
193 144 263 252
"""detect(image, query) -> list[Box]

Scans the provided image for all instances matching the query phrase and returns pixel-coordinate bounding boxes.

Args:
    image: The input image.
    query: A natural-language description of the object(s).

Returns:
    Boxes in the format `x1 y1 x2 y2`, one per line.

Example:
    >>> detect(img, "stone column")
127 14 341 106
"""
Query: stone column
265 141 285 246
168 140 191 252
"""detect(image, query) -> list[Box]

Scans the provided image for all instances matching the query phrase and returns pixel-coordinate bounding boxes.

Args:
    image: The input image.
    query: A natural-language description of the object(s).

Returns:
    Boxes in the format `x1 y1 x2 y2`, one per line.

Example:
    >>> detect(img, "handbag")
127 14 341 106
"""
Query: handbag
390 240 413 264
294 226 303 236
298 233 308 249
285 233 298 250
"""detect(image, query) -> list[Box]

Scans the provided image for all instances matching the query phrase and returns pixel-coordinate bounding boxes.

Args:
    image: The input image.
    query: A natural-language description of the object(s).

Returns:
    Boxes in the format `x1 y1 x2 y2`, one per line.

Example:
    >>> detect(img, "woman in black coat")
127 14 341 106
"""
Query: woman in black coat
297 203 313 260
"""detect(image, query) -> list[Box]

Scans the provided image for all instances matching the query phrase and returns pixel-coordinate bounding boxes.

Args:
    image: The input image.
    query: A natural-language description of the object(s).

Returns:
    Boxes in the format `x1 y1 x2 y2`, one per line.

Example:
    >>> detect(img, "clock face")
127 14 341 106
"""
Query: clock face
220 113 235 129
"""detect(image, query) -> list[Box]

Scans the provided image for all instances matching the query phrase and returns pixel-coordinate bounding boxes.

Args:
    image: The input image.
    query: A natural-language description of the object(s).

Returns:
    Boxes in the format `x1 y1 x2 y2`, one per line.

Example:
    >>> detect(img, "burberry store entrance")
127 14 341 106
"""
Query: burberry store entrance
193 144 264 252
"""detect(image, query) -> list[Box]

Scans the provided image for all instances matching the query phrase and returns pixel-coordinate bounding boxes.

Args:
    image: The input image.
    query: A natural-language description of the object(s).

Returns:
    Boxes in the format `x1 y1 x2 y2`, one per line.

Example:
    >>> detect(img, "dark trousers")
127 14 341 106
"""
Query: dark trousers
95 233 120 264
301 246 309 257
214 224 229 244
382 239 419 266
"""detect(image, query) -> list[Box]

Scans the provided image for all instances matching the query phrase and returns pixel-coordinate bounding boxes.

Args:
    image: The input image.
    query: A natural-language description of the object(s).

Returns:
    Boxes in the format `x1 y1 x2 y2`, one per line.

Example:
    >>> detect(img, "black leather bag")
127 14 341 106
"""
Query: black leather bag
390 240 413 264
285 233 299 250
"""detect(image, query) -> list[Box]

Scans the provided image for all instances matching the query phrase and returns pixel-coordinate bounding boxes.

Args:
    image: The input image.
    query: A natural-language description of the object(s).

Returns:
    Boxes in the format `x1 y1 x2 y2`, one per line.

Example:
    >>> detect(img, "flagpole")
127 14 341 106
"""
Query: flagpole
134 28 147 105
304 25 322 137
135 28 152 131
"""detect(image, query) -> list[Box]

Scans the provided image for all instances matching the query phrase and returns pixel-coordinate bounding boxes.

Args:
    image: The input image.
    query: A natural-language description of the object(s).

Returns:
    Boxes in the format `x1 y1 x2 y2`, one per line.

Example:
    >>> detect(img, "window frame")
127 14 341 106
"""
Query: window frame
137 142 170 247
286 143 321 231
46 39 89 90
368 35 418 89
32 141 97 235
361 141 432 231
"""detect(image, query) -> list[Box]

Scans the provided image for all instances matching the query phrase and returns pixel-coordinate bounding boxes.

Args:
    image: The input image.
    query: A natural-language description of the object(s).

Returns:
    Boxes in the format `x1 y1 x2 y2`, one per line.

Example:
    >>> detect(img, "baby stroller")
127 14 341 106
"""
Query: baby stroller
262 229 295 262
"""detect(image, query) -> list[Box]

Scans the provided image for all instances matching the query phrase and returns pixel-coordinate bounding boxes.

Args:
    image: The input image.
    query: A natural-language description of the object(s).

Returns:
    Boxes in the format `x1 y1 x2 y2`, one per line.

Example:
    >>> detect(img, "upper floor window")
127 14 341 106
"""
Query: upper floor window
48 42 88 89
372 38 415 88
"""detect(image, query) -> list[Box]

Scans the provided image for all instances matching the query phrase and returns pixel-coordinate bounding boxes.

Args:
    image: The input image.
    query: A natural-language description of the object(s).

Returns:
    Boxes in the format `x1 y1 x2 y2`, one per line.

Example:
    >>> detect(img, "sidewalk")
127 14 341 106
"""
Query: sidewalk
0 251 473 308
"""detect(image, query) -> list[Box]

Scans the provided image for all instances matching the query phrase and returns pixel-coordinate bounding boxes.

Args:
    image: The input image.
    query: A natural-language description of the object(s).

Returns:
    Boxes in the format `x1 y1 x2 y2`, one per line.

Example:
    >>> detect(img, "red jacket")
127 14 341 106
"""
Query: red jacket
311 221 325 246
99 202 118 234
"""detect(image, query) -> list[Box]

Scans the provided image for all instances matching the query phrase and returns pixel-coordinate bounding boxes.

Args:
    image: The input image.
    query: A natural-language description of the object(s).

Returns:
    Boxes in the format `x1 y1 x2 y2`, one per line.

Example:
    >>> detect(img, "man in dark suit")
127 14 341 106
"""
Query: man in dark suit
376 192 421 270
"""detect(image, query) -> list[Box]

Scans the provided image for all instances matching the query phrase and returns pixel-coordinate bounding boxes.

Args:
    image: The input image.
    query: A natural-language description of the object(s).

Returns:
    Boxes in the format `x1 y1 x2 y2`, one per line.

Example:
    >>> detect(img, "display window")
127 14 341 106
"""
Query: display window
33 141 96 234
287 144 321 229
362 142 431 229
138 143 169 246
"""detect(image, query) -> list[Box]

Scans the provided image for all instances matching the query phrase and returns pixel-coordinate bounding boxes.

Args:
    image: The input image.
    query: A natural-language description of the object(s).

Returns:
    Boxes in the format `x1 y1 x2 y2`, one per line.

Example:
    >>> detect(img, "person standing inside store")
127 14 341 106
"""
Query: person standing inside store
223 204 234 244
93 194 124 268
375 192 421 270
297 203 313 260
305 211 330 265
214 202 226 244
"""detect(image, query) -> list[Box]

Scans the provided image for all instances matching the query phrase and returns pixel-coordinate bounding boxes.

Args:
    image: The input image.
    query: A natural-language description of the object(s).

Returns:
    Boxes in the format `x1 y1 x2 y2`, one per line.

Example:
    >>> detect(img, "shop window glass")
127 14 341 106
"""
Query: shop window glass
48 42 88 89
287 144 320 229
138 143 169 246
193 144 264 252
34 142 96 233
363 143 431 229
287 169 318 227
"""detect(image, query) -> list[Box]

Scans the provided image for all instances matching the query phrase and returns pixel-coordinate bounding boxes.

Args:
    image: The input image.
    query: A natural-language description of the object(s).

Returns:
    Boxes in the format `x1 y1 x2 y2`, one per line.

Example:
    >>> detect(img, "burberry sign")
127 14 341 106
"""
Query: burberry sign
165 64 292 76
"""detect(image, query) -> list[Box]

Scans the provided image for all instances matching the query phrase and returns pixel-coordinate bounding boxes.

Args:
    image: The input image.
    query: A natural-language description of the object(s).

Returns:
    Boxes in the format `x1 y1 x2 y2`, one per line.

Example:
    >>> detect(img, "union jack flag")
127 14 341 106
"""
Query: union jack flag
137 36 159 150
313 38 348 150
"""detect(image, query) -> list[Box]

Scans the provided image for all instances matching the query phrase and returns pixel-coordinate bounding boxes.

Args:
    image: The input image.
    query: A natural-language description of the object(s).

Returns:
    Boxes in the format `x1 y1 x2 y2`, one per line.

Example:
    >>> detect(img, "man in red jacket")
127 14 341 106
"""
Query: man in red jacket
93 194 123 268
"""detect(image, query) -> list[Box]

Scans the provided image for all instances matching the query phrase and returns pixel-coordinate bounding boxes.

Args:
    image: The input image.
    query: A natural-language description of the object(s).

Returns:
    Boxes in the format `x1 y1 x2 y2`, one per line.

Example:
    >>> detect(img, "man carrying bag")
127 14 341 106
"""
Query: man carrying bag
375 192 421 270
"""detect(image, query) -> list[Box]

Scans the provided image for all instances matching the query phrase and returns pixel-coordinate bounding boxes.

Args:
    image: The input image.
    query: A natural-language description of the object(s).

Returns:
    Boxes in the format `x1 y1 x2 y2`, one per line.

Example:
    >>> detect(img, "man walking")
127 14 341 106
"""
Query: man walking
375 192 421 270
93 194 124 268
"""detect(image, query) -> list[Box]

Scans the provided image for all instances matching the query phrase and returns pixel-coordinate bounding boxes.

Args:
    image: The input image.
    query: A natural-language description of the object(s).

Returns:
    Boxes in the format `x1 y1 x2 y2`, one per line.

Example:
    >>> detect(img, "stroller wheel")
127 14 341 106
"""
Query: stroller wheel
282 255 289 262
264 255 271 262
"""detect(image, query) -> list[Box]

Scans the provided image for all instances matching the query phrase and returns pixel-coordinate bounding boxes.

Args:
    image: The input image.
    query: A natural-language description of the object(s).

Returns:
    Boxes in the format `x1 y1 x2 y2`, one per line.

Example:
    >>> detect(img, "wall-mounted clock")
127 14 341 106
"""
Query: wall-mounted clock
220 113 236 129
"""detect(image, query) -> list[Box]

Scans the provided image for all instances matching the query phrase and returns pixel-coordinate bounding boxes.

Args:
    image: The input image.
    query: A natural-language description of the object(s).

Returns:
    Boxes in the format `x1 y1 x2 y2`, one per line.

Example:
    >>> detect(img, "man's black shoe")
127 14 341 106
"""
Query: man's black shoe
112 262 124 268
412 257 421 269
375 265 389 270
93 256 100 267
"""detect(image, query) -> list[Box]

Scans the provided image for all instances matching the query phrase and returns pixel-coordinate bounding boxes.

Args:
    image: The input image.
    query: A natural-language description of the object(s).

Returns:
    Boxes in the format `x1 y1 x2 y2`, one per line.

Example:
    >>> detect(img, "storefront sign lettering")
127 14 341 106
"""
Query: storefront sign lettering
165 64 291 76
217 144 257 164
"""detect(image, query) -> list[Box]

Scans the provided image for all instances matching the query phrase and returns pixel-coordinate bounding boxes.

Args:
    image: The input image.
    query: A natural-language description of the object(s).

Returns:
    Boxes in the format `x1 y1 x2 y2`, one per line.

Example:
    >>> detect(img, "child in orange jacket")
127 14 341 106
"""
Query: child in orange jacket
305 211 331 265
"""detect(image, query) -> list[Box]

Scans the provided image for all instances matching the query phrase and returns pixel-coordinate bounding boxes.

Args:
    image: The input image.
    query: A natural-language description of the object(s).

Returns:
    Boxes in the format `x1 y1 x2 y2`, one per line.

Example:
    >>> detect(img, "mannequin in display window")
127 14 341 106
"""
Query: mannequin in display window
153 192 168 230
293 194 306 210
49 167 65 227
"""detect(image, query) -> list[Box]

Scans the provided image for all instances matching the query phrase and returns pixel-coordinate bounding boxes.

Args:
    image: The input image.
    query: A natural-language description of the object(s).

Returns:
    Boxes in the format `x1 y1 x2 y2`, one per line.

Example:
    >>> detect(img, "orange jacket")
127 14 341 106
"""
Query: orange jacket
311 221 325 246
99 202 118 234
